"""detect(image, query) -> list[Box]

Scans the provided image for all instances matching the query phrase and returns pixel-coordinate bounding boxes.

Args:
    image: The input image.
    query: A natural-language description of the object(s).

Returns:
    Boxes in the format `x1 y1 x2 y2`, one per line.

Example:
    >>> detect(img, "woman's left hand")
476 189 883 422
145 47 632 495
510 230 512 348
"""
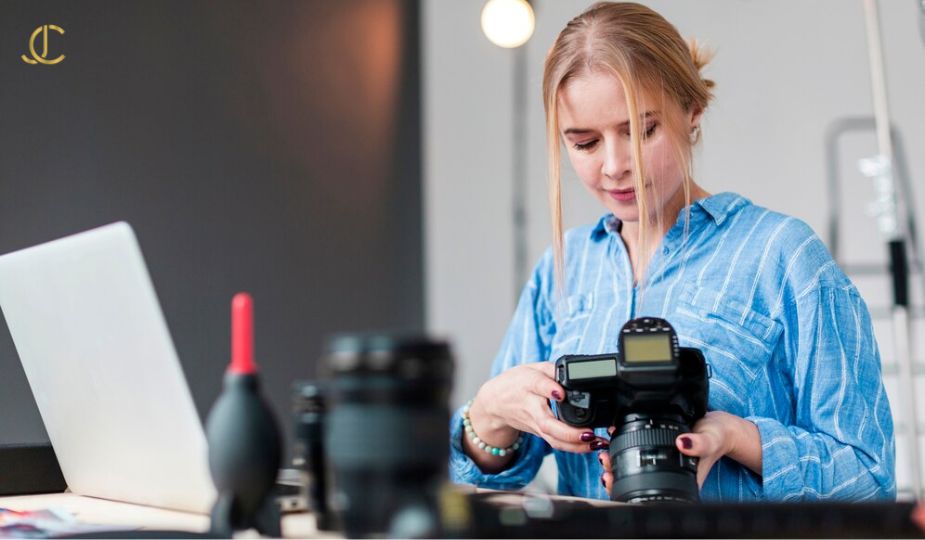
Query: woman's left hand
673 411 738 487
600 411 760 494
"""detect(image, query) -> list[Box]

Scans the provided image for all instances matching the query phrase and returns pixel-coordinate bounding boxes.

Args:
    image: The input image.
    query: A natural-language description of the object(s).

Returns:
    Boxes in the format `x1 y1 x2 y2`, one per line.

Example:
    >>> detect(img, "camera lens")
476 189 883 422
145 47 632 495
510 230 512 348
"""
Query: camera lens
609 413 699 504
323 334 454 537
292 381 334 530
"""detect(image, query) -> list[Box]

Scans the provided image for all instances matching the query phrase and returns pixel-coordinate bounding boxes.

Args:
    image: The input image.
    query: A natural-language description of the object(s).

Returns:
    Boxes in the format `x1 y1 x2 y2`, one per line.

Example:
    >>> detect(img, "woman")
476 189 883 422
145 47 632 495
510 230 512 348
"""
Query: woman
449 1 895 501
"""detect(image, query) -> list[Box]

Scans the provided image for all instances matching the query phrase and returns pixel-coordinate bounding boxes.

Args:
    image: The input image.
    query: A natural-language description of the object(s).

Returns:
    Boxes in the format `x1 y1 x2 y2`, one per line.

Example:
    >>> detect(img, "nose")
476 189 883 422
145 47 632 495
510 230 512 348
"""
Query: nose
601 139 631 182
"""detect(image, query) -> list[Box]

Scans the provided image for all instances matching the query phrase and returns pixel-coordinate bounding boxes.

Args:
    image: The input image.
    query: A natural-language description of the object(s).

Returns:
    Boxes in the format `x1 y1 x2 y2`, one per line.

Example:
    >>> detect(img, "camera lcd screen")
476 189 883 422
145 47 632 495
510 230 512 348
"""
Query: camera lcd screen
623 333 672 363
567 358 617 380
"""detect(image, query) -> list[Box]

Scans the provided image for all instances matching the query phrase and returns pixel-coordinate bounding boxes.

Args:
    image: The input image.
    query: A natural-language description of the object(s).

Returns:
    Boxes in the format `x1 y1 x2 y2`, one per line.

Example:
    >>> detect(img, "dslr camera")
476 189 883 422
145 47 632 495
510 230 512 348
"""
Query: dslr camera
555 317 709 503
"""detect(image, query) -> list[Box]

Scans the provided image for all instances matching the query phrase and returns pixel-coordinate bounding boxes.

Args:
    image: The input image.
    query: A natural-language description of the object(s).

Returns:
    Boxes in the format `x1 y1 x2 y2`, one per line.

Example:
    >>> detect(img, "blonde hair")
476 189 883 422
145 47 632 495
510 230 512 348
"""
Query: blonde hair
543 1 715 292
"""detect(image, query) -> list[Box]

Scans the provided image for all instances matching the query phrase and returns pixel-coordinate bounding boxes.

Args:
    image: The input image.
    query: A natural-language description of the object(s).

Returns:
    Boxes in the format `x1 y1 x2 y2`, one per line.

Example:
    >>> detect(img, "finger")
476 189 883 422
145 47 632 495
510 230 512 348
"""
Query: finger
676 434 714 488
676 434 694 455
602 469 614 497
524 361 556 378
528 393 610 452
589 438 609 452
912 504 925 532
524 365 565 402
535 414 596 453
526 399 584 442
528 401 600 452
676 433 711 457
598 450 615 498
695 457 714 488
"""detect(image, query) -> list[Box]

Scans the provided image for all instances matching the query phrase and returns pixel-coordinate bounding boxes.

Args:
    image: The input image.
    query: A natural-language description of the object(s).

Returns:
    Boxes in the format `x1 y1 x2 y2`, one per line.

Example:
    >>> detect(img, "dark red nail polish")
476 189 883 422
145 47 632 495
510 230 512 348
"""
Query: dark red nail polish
601 477 606 488
598 455 603 466
551 390 562 401
590 440 607 450
680 436 693 450
580 432 595 442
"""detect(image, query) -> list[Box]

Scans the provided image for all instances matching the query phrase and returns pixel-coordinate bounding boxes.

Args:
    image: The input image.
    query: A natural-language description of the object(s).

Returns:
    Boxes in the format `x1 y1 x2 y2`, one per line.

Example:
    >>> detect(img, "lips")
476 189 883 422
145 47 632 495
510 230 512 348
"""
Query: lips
608 188 636 202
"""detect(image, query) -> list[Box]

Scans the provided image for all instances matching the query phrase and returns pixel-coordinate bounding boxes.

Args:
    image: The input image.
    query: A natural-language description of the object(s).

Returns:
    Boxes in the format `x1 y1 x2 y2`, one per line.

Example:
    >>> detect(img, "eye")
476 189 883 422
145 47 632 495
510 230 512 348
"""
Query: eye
620 122 659 139
573 140 599 151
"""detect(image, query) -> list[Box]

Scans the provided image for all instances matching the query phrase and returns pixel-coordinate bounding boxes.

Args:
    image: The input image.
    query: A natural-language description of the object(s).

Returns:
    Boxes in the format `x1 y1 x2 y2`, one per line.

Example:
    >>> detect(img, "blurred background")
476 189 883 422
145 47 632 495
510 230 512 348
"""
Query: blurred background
2 0 924 497
0 0 423 457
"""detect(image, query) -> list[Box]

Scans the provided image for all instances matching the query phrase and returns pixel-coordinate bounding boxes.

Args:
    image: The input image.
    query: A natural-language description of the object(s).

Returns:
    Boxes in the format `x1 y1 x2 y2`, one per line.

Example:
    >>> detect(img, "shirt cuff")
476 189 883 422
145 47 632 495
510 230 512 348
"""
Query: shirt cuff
747 416 804 500
448 405 546 490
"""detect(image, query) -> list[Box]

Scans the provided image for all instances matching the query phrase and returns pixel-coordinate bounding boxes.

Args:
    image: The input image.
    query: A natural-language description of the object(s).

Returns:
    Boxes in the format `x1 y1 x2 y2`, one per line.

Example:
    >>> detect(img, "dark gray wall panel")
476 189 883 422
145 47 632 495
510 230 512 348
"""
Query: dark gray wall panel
0 0 423 458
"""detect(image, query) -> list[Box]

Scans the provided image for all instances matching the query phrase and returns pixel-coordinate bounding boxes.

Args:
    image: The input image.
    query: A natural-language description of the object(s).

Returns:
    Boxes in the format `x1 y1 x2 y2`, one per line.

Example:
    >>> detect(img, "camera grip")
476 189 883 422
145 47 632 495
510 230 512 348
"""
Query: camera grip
555 391 595 427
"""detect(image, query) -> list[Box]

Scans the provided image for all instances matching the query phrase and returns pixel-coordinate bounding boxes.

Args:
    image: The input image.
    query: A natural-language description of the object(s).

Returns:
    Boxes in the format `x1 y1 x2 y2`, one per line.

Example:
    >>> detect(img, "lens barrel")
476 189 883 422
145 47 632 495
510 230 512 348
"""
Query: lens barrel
323 334 454 537
292 381 334 530
609 414 699 504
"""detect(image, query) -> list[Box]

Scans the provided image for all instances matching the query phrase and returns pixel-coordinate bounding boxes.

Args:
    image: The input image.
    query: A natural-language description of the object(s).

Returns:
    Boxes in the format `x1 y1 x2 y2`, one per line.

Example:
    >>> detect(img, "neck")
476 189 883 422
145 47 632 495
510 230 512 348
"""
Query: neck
620 183 711 283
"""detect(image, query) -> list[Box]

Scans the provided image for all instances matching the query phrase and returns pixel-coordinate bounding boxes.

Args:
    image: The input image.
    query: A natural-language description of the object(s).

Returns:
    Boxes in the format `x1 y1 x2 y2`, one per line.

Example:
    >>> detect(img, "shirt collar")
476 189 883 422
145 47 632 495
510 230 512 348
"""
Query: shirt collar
693 192 749 226
590 214 621 240
589 192 749 241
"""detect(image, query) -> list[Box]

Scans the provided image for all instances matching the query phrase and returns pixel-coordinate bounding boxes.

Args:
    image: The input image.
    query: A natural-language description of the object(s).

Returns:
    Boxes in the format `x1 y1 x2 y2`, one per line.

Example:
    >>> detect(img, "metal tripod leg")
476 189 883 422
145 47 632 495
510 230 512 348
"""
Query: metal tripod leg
893 307 922 497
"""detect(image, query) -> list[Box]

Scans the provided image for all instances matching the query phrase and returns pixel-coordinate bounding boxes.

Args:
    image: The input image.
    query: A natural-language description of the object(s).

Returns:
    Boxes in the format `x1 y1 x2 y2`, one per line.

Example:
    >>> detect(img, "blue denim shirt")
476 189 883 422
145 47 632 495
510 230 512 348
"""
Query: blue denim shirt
449 192 896 501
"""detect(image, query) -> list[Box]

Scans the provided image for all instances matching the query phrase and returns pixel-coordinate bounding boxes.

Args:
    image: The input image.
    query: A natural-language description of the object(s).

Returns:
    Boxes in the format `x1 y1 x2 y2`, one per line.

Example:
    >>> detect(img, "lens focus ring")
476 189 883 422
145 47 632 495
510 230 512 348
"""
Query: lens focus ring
612 427 681 453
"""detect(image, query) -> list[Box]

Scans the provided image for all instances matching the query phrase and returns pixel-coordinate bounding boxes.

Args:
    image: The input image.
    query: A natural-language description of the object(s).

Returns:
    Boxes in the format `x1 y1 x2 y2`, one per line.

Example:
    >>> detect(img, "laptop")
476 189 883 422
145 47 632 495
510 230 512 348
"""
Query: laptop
0 222 216 513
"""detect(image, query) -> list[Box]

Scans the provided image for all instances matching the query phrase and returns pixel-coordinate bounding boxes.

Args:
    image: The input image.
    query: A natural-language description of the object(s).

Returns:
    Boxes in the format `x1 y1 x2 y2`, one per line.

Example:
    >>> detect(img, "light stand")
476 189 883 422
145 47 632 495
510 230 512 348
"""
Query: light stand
860 0 921 498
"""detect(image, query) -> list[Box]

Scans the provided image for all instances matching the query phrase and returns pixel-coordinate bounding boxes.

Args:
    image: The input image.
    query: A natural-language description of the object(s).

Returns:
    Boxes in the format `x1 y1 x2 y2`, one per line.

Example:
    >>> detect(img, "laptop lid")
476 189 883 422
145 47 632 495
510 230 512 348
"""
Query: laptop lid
0 222 216 513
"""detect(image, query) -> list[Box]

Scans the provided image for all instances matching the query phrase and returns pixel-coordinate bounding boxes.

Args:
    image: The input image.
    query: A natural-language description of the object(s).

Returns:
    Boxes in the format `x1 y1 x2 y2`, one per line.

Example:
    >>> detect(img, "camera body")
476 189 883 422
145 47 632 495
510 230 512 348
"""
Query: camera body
555 318 708 429
555 317 709 503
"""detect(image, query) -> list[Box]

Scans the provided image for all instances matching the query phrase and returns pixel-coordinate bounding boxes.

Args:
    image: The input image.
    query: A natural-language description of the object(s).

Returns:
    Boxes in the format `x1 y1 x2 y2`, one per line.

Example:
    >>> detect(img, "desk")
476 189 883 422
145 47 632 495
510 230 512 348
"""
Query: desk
4 491 923 538
0 493 324 538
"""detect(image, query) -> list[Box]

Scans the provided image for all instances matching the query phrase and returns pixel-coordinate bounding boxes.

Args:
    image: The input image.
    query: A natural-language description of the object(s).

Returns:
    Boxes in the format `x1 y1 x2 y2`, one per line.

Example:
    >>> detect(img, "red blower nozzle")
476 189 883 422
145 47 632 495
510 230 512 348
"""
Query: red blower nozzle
230 292 256 375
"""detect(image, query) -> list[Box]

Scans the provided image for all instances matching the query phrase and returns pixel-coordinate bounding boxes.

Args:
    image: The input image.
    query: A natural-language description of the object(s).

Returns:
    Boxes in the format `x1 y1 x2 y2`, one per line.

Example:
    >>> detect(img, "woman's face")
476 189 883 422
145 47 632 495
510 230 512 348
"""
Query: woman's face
558 71 697 227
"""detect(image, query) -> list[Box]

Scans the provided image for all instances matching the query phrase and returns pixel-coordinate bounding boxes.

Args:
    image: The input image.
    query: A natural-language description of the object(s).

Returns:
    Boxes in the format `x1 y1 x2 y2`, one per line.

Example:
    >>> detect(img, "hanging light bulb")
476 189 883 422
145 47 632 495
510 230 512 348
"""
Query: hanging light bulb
481 0 535 49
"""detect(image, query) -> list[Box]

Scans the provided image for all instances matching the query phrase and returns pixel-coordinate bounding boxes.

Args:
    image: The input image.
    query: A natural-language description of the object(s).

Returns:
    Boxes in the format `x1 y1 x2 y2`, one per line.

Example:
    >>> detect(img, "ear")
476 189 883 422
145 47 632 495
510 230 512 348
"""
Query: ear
688 106 704 132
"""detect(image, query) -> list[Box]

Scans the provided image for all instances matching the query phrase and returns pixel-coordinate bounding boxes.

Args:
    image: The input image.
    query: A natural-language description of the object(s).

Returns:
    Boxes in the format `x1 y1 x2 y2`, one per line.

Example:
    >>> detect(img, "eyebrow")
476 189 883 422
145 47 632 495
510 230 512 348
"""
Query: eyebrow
562 111 656 136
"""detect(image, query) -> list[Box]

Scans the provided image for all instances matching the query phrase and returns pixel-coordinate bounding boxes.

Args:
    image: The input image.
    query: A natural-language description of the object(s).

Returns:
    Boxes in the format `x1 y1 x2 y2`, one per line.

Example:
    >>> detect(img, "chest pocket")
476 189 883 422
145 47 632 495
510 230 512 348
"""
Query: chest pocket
670 283 782 416
549 292 593 359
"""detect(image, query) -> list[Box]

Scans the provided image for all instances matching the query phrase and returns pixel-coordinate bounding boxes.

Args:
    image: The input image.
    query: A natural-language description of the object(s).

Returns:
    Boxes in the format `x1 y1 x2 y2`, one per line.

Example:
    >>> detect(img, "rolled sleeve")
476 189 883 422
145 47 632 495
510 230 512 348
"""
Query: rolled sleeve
749 417 894 500
749 417 816 499
753 285 896 500
447 250 556 489
448 406 549 489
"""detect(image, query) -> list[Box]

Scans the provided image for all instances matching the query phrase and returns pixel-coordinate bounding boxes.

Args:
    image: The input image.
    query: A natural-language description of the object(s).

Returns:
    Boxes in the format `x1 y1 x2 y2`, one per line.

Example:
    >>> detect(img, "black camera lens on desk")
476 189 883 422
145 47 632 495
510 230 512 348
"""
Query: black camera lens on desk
555 317 709 504
292 381 334 531
322 334 454 538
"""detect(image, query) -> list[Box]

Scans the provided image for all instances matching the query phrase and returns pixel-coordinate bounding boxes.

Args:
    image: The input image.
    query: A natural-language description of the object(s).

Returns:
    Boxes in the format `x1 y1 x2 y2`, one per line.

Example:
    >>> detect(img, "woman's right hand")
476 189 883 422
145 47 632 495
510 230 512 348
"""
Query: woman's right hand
463 362 609 472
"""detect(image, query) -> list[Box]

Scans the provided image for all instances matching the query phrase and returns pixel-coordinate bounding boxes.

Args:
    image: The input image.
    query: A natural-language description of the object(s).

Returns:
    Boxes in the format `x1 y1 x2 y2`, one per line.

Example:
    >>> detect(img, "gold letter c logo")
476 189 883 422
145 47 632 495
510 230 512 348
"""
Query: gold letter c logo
22 25 66 65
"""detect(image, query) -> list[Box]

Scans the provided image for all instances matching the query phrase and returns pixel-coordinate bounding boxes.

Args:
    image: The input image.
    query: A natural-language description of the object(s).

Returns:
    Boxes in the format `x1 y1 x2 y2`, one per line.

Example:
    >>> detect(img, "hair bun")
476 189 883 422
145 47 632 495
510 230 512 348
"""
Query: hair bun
688 38 716 90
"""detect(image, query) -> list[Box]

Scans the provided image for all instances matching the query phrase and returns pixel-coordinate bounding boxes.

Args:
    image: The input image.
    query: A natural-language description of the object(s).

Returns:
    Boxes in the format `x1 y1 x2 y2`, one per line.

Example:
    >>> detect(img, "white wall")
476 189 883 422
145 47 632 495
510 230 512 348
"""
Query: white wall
424 0 925 496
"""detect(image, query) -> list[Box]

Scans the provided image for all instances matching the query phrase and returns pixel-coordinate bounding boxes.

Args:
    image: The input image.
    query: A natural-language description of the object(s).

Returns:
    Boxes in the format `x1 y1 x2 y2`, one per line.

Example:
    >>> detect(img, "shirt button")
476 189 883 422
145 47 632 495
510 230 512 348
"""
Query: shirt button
663 247 670 255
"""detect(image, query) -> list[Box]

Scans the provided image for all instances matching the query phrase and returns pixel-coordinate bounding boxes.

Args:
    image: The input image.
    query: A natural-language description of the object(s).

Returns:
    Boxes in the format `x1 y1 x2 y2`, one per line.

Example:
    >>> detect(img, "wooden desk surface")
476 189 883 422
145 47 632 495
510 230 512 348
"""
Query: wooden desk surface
0 492 325 538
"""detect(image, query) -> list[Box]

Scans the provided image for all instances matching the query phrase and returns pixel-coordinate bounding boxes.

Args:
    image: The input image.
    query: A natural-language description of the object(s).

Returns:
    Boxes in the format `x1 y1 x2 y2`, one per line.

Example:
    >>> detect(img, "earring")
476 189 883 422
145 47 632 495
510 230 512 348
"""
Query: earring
690 125 701 143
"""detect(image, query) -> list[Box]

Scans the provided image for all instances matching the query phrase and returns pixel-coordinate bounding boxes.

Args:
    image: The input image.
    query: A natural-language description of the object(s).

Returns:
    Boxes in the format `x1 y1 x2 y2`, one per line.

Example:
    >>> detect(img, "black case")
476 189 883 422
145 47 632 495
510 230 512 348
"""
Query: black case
0 443 67 496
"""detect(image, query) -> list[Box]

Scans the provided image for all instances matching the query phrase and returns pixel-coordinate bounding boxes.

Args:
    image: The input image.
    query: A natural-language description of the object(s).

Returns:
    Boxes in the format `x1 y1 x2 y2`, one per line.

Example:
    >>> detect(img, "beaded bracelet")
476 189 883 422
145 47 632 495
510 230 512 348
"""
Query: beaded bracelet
462 399 524 457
